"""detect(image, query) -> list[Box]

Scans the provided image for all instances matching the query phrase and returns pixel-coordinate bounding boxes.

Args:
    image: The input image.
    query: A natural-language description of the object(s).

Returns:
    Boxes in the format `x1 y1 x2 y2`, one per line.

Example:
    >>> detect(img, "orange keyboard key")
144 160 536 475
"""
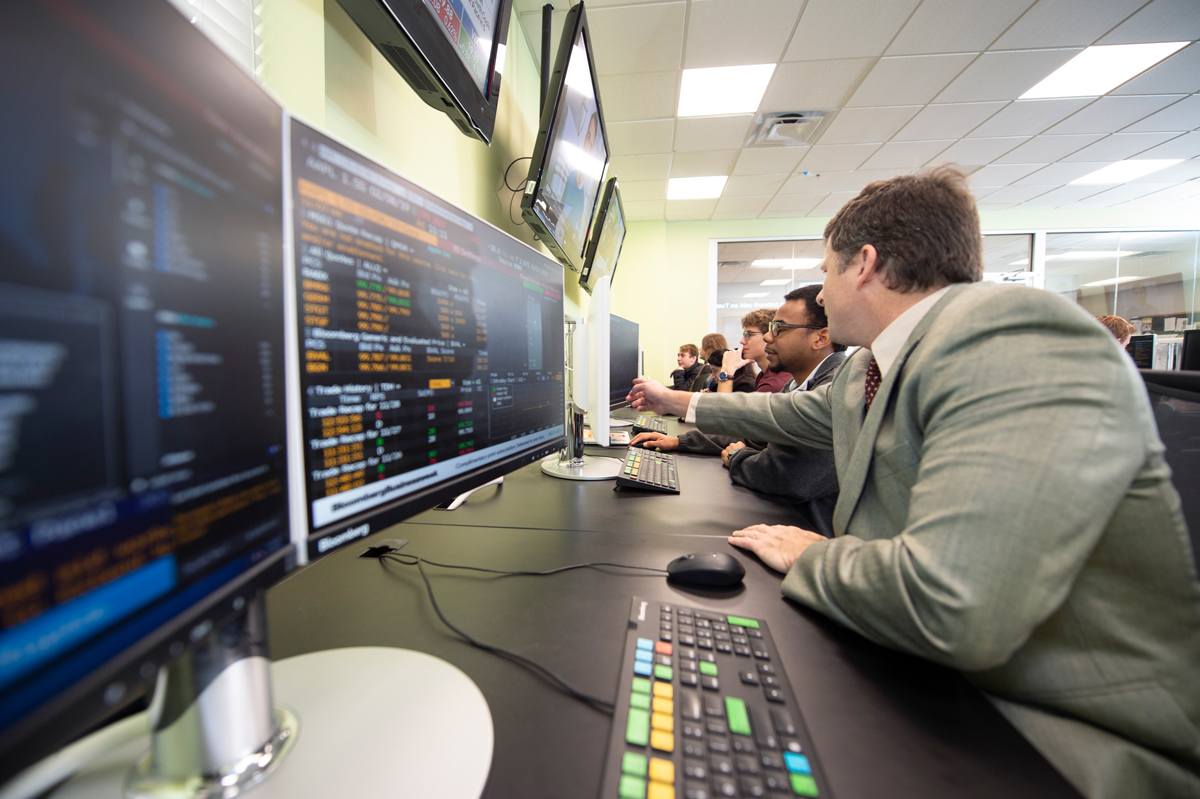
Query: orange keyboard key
654 641 672 655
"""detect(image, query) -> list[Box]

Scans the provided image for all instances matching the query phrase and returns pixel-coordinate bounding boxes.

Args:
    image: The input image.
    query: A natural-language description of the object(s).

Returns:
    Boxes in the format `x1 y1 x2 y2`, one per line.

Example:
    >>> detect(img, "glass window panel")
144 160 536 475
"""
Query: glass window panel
982 234 1033 286
716 239 825 345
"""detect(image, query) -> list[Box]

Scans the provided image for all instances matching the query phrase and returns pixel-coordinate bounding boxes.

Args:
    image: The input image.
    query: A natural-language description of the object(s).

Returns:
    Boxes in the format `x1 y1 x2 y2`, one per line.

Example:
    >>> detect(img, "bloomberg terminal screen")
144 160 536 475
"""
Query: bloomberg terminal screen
290 120 565 534
0 0 289 737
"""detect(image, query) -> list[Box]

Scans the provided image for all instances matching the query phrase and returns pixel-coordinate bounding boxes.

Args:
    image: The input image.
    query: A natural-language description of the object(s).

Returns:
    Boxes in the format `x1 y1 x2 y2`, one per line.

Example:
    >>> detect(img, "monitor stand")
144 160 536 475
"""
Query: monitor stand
541 407 621 481
608 418 633 428
49 604 492 799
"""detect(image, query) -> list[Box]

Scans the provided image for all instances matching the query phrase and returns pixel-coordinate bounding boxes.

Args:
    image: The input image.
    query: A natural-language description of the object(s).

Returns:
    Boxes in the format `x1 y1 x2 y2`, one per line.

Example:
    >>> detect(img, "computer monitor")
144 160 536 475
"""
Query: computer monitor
0 0 292 783
609 314 639 412
1182 329 1200 371
286 118 567 559
334 0 514 143
580 178 625 295
520 2 609 273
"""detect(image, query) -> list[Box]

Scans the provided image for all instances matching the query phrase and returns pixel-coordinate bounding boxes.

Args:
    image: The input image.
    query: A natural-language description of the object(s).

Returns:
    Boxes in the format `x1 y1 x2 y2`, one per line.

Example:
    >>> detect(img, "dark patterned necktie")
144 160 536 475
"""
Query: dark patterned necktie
864 357 882 410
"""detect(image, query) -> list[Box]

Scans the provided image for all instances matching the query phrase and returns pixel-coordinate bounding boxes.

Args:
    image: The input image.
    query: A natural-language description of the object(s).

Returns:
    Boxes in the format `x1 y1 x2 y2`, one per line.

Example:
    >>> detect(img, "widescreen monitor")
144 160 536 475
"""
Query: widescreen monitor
609 314 639 411
581 178 625 295
287 118 566 558
520 2 609 273
0 0 291 780
336 0 513 143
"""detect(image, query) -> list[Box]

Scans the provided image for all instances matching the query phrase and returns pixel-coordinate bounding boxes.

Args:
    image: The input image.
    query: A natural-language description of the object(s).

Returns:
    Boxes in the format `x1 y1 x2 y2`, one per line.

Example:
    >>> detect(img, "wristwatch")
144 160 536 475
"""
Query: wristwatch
717 371 731 382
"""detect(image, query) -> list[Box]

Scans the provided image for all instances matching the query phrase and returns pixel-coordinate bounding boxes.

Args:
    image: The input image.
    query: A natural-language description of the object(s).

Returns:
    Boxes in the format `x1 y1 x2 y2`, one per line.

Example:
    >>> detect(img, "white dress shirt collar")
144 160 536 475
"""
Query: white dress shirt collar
868 285 953 379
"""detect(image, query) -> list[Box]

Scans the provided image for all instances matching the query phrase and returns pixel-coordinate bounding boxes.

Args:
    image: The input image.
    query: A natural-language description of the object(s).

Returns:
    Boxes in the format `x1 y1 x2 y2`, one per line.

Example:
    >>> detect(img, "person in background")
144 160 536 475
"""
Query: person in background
688 333 728 392
741 308 792 393
703 348 756 393
669 344 703 391
1096 314 1135 348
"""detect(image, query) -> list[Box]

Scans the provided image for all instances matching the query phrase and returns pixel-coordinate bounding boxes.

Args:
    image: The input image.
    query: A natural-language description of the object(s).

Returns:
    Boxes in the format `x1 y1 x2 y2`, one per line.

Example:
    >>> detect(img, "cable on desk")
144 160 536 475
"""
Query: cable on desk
379 552 668 714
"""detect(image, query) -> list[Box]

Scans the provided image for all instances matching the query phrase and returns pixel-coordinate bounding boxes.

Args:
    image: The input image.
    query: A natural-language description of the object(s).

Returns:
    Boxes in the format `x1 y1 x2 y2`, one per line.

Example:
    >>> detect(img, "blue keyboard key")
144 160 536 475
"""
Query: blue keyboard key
784 752 811 775
635 649 653 662
636 638 653 650
633 660 653 677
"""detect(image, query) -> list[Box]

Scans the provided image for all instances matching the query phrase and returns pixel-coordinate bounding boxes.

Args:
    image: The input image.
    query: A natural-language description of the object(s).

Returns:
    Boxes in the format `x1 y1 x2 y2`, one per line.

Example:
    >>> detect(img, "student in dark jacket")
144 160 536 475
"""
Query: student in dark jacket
669 343 704 390
631 286 847 535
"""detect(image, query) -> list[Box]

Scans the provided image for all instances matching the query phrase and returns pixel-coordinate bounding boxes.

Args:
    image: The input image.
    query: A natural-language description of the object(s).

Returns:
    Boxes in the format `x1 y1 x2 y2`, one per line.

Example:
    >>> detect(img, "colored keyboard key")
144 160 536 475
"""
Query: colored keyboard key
619 774 646 799
634 661 653 677
699 661 718 677
650 730 674 752
648 757 675 784
622 752 648 777
632 677 651 694
725 696 751 736
790 773 819 796
727 616 760 629
654 664 673 681
785 752 811 774
626 708 650 746
652 682 673 699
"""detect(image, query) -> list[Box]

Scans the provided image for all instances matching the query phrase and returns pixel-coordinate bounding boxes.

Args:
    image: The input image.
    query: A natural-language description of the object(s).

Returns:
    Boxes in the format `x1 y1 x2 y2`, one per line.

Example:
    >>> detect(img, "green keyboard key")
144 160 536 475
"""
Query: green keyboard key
725 696 751 736
654 664 673 681
699 661 718 677
632 677 651 694
727 615 760 629
790 773 819 797
619 774 647 799
626 707 650 746
630 692 651 710
622 751 648 777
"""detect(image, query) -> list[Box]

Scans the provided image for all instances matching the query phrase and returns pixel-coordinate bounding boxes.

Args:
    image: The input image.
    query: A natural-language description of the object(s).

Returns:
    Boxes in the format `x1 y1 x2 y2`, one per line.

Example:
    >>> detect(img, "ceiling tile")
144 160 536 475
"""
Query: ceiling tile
861 140 956 169
797 144 881 171
886 0 1038 55
969 163 1049 186
619 180 668 202
588 3 686 75
623 199 666 220
817 106 922 145
714 195 774 218
936 50 1082 103
1135 132 1200 160
934 136 1030 165
609 153 672 181
763 193 827 216
1070 182 1175 206
1113 43 1200 96
782 169 901 194
732 148 808 175
1126 157 1200 183
1099 0 1200 45
992 0 1147 49
1060 132 1182 161
684 0 803 69
813 191 860 214
994 134 1106 163
976 202 1019 211
669 150 739 177
665 199 719 220
893 102 1007 141
674 115 755 152
1018 184 1106 206
1011 161 1112 184
598 71 679 122
1048 95 1186 135
607 120 675 156
1121 95 1200 133
846 54 977 108
759 60 875 112
979 184 1057 204
724 174 789 196
784 0 921 61
967 99 1092 138
1120 182 1200 206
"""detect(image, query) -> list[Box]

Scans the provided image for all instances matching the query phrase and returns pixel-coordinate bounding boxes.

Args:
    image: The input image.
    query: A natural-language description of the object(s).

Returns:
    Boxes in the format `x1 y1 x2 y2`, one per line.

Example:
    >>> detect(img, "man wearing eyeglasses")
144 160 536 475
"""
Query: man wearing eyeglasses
628 166 1200 799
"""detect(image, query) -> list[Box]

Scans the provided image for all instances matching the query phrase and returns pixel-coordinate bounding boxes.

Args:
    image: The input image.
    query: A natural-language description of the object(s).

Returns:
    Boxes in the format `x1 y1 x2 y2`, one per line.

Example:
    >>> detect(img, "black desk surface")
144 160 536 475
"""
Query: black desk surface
268 520 1081 799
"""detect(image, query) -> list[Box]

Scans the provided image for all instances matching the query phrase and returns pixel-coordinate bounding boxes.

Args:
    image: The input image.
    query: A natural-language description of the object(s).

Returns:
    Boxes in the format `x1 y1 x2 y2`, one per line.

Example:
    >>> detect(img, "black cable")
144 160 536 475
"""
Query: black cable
380 552 667 712
503 156 532 191
508 187 525 227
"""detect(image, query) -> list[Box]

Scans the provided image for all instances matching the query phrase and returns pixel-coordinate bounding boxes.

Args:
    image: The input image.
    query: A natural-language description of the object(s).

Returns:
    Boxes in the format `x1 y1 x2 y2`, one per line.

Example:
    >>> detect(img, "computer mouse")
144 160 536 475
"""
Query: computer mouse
666 552 746 587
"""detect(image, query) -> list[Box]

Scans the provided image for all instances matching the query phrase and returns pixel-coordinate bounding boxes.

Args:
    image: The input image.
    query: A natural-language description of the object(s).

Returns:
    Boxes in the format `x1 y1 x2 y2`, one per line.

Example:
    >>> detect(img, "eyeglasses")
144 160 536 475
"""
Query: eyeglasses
741 330 763 339
767 320 824 336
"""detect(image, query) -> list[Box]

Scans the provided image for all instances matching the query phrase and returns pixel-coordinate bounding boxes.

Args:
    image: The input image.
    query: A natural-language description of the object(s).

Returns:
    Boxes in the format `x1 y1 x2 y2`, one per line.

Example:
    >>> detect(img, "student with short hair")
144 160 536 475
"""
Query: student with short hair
669 343 703 391
1096 315 1135 347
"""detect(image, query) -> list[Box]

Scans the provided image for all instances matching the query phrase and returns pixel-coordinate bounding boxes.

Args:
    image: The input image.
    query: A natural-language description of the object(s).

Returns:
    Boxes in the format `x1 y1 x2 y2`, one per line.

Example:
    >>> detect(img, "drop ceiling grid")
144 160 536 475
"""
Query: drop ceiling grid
511 0 1200 221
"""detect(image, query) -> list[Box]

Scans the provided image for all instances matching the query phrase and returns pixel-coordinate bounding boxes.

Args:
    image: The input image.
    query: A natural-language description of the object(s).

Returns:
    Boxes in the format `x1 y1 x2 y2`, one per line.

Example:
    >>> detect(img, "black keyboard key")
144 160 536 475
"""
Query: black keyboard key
656 654 671 666
702 675 720 691
712 777 736 797
715 642 732 654
660 631 673 643
684 740 705 759
700 651 716 663
680 659 697 672
757 663 775 674
740 775 766 797
683 760 707 780
680 634 696 646
683 721 705 739
765 687 784 703
732 737 755 754
681 689 702 720
760 752 784 771
707 720 727 736
697 638 713 650
735 754 760 775
734 645 752 657
696 629 712 639
705 695 725 717
747 628 762 638
729 625 745 635
740 670 760 685
752 646 770 660
712 622 728 632
762 675 779 688
695 619 711 629
710 754 733 776
770 707 797 736
678 608 692 616
732 635 749 646
763 770 789 792
684 783 710 799
680 671 699 687
707 736 729 753
679 647 696 659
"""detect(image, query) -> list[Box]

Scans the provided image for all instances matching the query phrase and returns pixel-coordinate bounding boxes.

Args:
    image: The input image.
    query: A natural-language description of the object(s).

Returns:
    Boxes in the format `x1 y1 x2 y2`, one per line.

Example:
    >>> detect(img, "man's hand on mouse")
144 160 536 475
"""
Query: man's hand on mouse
630 432 679 451
627 377 691 416
728 524 826 573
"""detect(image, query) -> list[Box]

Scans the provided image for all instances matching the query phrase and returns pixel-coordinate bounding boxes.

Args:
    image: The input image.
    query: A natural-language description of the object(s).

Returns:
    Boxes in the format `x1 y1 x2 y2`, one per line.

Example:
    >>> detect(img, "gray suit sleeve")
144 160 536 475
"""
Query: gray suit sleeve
781 301 1154 672
726 444 838 504
694 384 836 450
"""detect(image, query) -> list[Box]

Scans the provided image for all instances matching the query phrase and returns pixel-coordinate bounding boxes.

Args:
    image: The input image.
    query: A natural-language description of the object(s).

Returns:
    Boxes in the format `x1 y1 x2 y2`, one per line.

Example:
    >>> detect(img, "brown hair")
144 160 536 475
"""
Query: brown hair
740 308 775 333
678 343 699 358
700 333 728 357
784 285 847 352
823 164 983 292
1096 315 1135 340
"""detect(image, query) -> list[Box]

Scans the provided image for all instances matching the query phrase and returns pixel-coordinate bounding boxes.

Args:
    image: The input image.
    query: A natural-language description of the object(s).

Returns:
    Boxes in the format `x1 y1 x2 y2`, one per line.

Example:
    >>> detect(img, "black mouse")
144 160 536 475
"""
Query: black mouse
666 552 745 587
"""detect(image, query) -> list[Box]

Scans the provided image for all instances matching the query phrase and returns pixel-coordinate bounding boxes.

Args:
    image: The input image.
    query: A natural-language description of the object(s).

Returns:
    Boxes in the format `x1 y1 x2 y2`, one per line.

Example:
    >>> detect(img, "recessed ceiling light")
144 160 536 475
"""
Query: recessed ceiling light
667 176 728 200
743 292 769 297
1045 250 1143 261
751 258 823 268
1070 160 1182 184
1081 276 1145 287
1008 258 1030 266
759 279 792 286
1021 42 1188 99
678 64 776 117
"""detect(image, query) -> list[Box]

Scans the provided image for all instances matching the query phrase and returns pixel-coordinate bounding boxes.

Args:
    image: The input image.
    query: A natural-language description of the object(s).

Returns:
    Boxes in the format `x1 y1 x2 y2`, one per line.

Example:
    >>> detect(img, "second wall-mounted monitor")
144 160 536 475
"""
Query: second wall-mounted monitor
520 2 609 273
335 0 513 143
287 118 566 559
580 178 625 295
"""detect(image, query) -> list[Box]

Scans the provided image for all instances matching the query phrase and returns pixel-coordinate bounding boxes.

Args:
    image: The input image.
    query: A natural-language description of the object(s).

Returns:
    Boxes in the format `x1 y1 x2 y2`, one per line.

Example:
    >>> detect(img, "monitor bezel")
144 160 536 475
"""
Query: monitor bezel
335 0 513 143
519 2 610 273
580 177 625 296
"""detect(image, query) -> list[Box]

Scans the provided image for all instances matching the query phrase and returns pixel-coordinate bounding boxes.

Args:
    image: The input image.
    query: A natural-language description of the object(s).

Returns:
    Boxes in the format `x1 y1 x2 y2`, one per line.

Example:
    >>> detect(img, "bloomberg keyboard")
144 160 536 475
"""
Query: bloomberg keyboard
601 598 828 799
616 449 679 494
632 415 669 435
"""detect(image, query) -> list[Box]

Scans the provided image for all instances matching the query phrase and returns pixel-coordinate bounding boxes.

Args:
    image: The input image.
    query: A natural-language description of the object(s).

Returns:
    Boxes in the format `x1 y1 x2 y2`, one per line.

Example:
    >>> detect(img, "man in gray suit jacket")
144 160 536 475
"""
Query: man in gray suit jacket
632 285 847 536
629 167 1200 799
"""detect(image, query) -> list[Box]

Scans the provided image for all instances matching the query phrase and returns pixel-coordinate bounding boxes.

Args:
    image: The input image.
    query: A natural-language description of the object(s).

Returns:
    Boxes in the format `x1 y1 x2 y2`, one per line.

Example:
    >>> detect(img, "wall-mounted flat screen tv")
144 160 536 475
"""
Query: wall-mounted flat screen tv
580 177 624 295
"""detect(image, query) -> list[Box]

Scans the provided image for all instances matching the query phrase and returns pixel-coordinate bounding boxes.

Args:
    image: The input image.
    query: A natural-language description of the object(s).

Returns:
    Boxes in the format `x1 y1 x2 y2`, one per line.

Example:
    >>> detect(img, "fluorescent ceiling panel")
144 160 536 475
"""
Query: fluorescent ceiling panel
678 64 775 117
1081 276 1145 286
760 279 793 286
1020 42 1189 98
744 292 770 297
1070 160 1183 183
1046 250 1143 260
667 176 728 199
